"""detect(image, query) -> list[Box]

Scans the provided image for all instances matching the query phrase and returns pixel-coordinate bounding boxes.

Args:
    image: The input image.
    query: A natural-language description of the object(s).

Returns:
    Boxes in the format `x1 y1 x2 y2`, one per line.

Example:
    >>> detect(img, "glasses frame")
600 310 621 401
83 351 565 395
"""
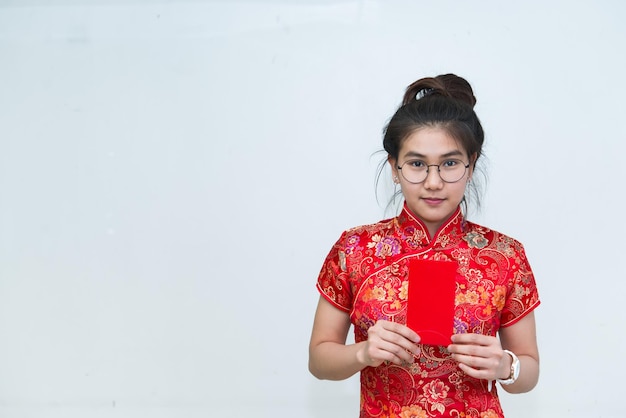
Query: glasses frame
396 159 471 184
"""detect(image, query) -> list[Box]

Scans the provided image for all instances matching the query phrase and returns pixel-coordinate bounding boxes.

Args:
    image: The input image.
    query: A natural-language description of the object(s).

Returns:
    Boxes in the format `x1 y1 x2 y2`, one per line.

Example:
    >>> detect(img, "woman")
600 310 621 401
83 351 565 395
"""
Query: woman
308 74 540 417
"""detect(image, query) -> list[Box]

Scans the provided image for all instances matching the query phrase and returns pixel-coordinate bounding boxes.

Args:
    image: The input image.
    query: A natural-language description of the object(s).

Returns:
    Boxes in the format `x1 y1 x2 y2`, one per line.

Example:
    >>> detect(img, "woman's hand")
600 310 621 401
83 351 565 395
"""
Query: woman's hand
356 320 421 367
447 333 511 382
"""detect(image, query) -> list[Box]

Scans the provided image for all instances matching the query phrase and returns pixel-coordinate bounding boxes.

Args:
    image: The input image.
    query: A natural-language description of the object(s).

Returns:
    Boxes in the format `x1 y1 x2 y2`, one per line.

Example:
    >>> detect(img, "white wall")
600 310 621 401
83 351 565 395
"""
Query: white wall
1 1 624 417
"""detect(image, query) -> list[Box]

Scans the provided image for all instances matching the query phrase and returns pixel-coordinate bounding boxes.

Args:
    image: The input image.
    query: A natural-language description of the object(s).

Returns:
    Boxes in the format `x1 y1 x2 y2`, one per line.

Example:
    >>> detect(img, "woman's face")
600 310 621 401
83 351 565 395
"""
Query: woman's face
389 127 474 237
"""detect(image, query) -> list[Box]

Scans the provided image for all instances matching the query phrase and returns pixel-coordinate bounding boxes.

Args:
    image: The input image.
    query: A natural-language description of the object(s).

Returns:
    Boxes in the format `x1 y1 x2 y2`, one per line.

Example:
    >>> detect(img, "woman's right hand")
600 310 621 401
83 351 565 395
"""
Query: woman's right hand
356 320 421 367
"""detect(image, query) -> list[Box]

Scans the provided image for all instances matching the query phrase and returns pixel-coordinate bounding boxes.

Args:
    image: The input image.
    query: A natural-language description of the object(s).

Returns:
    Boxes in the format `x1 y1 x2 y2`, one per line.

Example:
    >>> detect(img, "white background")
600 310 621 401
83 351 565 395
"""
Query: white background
1 1 625 417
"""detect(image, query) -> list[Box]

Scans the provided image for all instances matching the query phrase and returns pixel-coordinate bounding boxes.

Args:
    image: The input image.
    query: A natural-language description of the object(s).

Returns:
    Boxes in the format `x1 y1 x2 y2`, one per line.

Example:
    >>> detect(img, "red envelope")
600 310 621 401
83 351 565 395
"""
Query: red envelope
406 258 457 346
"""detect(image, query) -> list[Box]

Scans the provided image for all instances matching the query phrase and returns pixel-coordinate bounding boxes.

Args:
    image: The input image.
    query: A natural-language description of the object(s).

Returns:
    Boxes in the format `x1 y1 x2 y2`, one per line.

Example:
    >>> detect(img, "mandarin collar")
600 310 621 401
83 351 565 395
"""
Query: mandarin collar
396 203 465 251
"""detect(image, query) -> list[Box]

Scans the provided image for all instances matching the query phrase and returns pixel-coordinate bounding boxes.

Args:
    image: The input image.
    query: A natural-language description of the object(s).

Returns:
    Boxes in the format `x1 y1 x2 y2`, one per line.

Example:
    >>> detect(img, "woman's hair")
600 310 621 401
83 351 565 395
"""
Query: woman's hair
377 73 486 215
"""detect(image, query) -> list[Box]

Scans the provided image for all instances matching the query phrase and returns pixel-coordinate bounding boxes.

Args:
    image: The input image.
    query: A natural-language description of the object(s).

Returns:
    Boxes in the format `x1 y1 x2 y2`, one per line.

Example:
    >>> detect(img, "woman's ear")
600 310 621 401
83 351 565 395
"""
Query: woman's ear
388 156 400 184
468 152 478 180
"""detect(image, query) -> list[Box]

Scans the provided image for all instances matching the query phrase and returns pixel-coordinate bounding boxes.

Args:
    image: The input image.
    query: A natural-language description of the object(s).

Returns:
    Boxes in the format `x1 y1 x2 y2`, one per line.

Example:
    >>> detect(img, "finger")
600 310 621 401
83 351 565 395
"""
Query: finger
451 353 492 369
449 346 502 370
379 321 421 343
381 331 421 357
451 352 503 382
369 324 420 356
447 342 486 357
448 336 502 359
373 340 417 364
457 362 492 380
450 333 493 346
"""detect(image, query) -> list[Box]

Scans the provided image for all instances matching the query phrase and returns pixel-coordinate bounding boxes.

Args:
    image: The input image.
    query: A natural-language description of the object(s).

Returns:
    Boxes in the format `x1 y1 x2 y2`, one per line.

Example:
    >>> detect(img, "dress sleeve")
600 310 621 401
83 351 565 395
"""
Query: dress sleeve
316 231 353 313
500 242 541 327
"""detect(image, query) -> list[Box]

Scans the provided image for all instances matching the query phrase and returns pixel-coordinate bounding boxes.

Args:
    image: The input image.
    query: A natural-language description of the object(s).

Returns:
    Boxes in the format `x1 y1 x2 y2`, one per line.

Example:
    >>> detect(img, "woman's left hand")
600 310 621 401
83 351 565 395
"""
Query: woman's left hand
447 333 510 382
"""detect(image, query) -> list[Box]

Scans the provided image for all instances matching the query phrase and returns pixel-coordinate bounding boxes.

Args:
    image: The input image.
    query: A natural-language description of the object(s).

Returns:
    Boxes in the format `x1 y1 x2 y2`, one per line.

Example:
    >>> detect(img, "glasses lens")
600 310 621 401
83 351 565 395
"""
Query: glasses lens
400 161 427 183
439 159 467 182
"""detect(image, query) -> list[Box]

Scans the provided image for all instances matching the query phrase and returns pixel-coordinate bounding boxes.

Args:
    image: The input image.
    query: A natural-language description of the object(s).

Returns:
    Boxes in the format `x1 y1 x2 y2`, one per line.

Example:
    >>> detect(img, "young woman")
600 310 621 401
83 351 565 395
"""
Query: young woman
308 74 540 418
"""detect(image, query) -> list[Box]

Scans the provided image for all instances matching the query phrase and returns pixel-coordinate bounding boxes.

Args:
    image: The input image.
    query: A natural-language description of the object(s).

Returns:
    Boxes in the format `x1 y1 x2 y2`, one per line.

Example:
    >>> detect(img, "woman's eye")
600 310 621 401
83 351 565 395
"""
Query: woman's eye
408 160 425 168
442 159 458 168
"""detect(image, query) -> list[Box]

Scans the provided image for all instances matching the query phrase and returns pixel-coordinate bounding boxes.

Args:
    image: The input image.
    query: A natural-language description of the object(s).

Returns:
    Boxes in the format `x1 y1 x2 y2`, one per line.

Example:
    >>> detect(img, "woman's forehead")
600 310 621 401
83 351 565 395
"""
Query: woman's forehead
400 127 466 158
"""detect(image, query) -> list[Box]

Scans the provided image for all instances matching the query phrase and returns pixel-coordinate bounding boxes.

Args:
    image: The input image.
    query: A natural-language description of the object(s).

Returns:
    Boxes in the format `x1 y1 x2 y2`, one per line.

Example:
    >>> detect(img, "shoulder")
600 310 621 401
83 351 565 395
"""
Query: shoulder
337 216 398 250
462 220 527 253
345 216 397 237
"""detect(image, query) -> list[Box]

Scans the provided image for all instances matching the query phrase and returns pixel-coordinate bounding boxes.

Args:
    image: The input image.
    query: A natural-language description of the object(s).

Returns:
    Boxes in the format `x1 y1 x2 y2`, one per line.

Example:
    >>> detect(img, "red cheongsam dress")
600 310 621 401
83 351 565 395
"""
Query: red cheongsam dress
316 204 540 418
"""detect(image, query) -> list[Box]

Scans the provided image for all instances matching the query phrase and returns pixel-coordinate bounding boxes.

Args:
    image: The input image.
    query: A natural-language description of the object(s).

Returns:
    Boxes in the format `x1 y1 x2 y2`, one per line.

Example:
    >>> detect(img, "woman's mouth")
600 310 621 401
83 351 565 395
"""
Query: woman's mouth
422 197 445 205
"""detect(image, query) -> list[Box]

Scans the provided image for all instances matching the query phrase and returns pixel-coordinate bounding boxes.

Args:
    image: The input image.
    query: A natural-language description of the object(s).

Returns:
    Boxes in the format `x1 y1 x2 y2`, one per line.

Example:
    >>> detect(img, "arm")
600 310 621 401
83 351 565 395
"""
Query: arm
308 296 421 381
447 312 540 393
497 312 540 393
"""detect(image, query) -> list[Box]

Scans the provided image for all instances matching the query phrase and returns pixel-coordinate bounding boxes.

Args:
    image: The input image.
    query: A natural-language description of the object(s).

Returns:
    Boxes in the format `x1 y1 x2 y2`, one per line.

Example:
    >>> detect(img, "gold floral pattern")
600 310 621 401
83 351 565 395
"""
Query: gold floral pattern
316 204 540 417
399 405 429 418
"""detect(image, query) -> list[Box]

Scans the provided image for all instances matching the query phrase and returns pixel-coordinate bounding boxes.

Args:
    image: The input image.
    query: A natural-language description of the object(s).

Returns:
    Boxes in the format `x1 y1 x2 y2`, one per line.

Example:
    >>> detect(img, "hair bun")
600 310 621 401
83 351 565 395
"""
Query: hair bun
403 74 477 108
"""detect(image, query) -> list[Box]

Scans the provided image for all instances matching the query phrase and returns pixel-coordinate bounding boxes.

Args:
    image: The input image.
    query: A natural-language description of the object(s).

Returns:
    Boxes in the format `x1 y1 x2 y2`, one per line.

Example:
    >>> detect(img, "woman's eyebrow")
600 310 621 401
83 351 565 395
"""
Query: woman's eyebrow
402 150 464 159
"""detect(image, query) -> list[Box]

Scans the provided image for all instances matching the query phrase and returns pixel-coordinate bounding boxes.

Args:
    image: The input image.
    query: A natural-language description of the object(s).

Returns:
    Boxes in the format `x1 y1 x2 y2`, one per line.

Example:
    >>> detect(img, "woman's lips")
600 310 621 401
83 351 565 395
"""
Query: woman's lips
422 197 445 205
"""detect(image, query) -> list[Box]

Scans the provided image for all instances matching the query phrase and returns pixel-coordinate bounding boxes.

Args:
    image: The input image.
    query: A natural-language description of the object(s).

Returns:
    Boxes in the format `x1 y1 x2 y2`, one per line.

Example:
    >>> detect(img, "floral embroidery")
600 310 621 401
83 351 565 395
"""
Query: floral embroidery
368 234 401 258
425 379 448 399
399 405 428 418
465 268 483 284
463 231 489 248
345 234 360 254
338 251 347 272
436 233 451 248
432 252 451 262
480 410 500 418
399 281 408 300
423 380 449 409
492 285 506 311
456 290 480 305
372 285 386 300
403 225 427 249
454 317 468 334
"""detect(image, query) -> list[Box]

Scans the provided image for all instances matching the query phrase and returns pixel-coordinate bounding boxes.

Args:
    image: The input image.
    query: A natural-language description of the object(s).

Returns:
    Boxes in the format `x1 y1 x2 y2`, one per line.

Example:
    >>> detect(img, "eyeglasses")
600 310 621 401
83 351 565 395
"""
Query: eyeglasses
397 159 470 184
